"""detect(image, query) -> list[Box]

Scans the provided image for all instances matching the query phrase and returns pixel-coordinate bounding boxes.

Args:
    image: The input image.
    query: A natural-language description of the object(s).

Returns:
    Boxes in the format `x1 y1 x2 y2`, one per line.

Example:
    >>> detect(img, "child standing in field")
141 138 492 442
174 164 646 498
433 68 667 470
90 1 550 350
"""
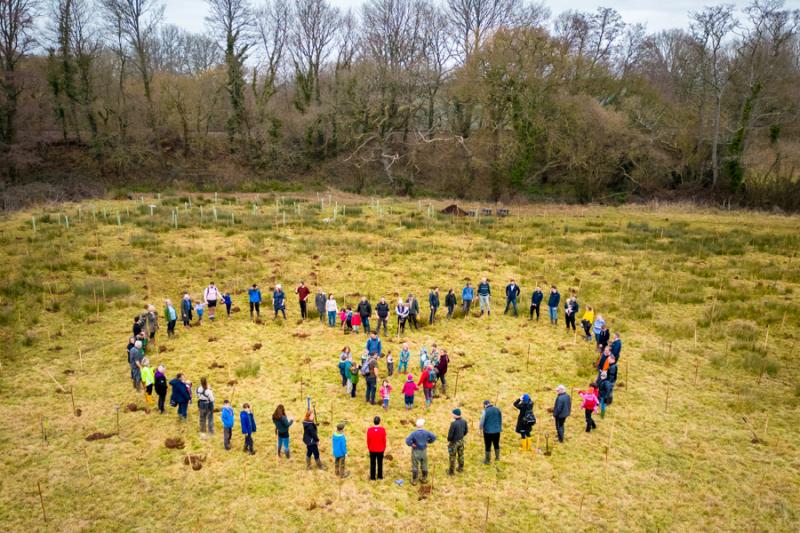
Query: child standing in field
398 343 410 374
419 347 429 371
195 301 205 323
240 403 256 455
332 423 349 478
339 308 347 330
380 380 392 410
141 357 155 407
221 400 234 450
223 292 232 316
386 351 394 376
403 374 418 409
351 310 361 333
578 383 599 432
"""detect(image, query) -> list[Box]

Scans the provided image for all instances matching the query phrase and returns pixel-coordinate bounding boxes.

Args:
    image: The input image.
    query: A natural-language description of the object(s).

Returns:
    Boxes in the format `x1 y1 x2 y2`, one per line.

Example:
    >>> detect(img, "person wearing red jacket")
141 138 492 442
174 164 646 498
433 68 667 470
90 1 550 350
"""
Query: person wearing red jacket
367 416 387 480
418 365 436 409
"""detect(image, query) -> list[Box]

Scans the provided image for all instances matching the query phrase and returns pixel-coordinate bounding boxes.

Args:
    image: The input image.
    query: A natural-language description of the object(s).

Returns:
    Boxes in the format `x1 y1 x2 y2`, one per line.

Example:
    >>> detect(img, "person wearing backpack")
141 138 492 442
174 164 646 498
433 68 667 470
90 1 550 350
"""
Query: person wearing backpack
338 347 351 388
204 282 221 321
196 377 215 436
169 373 191 420
513 394 535 451
578 383 599 432
418 365 437 409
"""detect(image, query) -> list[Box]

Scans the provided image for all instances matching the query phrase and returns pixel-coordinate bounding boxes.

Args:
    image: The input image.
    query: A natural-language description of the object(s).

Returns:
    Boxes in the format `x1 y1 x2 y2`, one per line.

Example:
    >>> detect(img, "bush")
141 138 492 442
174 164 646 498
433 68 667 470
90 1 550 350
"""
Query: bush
73 279 131 298
235 358 261 379
741 353 780 377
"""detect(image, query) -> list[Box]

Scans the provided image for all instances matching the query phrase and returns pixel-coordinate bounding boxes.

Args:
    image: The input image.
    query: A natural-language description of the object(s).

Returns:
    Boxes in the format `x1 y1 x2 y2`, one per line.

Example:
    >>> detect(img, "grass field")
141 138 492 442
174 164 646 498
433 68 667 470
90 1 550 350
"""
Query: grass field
0 193 798 532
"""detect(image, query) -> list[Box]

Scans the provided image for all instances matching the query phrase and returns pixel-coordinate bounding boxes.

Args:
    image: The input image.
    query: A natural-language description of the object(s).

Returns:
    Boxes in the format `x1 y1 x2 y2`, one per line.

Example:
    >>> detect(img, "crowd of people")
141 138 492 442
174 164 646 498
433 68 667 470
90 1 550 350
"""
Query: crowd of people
125 278 622 482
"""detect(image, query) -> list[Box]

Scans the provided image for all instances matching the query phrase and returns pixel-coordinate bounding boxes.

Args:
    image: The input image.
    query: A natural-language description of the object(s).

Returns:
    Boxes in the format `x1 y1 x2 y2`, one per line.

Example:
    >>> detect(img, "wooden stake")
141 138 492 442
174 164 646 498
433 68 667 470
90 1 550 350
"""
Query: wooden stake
763 326 770 352
83 447 92 480
525 344 531 372
41 416 47 443
664 385 670 413
70 387 77 415
694 359 700 385
78 347 84 370
453 370 460 399
37 481 47 523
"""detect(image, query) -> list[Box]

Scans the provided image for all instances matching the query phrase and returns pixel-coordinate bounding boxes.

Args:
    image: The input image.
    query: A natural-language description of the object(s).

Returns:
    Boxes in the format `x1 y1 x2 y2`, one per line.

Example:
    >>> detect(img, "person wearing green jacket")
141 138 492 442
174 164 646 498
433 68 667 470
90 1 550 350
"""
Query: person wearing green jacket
163 299 177 337
272 404 294 458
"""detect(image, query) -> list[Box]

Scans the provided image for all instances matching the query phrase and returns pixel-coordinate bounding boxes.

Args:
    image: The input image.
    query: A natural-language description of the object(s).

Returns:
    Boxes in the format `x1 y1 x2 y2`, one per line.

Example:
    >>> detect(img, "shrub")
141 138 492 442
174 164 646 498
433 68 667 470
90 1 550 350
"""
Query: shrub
235 358 261 379
741 353 780 377
73 279 131 298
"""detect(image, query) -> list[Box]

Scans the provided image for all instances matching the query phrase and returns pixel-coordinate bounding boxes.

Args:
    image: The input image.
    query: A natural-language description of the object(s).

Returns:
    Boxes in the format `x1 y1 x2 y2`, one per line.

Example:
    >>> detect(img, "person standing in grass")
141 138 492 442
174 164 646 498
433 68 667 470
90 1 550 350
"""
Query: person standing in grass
396 299 409 334
357 296 372 335
513 394 535 451
302 410 326 470
386 351 394 376
145 305 159 344
530 286 543 320
375 297 389 335
204 282 221 321
547 285 561 325
273 284 287 319
221 399 234 450
564 296 578 332
326 293 338 327
581 305 595 341
480 400 502 463
592 314 606 345
332 423 349 478
154 365 168 414
365 355 379 405
504 279 521 316
128 340 144 391
367 416 387 481
315 289 326 323
347 359 359 398
447 408 468 475
163 299 177 337
248 284 262 319
610 333 622 360
141 357 155 407
436 350 450 396
598 324 610 351
405 419 436 485
181 294 193 326
240 403 256 455
477 278 491 316
196 377 215 437
194 301 205 323
578 383 599 432
351 310 362 333
295 281 310 320
429 287 440 324
398 343 410 374
445 289 457 318
223 292 232 317
169 373 191 420
379 380 392 410
462 282 474 315
366 331 382 357
272 404 293 458
552 385 571 442
419 346 429 371
338 347 352 388
418 365 437 408
407 294 420 330
402 374 418 409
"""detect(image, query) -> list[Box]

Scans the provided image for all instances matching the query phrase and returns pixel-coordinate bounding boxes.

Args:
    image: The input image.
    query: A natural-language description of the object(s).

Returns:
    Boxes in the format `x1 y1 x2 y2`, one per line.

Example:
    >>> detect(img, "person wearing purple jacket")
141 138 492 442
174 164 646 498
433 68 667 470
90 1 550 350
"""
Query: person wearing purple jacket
405 419 437 485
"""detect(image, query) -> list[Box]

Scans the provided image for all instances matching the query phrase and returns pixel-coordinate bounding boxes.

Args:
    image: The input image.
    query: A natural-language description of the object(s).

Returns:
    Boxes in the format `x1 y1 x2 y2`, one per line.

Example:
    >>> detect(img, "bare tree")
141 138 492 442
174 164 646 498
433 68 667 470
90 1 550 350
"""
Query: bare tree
0 0 39 148
253 0 290 107
446 0 535 63
691 3 737 187
290 0 340 109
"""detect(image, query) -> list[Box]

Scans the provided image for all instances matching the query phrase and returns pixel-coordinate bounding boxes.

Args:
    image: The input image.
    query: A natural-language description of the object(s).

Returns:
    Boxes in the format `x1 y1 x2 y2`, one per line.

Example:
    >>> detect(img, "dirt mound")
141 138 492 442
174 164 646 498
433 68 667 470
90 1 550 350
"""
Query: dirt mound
49 345 63 351
209 361 225 369
165 438 185 449
293 332 311 339
158 345 169 353
86 431 115 441
184 453 206 470
125 403 138 412
208 336 218 342
75 408 83 416
418 484 432 499
232 306 241 313
506 367 519 373
227 379 238 386
557 345 566 351
63 369 75 375
385 454 393 461
500 348 508 353
459 363 473 370
253 343 262 351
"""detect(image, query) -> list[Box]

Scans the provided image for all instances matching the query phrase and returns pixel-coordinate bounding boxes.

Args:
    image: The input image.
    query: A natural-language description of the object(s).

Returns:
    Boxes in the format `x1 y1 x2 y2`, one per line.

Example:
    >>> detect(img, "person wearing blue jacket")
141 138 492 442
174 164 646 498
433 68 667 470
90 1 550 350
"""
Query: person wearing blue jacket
273 284 286 319
479 400 503 463
405 419 437 485
223 292 232 317
504 279 521 317
461 282 474 315
366 332 382 356
547 286 561 325
428 288 440 324
248 284 261 319
240 403 256 455
332 422 349 478
530 286 543 320
221 399 235 450
169 373 191 419
477 278 491 317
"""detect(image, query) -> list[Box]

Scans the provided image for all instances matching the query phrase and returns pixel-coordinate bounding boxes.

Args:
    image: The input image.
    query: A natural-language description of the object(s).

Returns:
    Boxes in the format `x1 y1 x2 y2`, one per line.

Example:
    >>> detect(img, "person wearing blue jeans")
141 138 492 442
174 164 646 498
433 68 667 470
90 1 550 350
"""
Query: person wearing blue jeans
272 405 293 458
462 283 474 314
326 294 338 327
547 286 561 325
477 278 491 317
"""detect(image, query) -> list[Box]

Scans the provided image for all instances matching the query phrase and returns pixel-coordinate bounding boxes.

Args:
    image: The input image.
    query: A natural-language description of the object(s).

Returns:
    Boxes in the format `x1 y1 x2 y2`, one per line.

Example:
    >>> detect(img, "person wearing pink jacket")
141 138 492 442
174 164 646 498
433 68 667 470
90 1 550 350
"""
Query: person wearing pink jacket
577 383 599 433
402 374 418 410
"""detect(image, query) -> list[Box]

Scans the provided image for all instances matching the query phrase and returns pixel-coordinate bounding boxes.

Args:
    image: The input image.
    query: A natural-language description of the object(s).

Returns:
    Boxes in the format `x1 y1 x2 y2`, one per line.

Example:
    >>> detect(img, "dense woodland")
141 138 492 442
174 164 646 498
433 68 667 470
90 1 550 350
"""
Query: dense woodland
1 0 799 209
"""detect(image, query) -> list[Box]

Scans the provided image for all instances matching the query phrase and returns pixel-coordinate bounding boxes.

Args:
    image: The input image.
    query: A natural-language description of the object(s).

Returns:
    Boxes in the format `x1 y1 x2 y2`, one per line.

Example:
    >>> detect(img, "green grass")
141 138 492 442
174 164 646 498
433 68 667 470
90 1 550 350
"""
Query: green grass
0 195 798 531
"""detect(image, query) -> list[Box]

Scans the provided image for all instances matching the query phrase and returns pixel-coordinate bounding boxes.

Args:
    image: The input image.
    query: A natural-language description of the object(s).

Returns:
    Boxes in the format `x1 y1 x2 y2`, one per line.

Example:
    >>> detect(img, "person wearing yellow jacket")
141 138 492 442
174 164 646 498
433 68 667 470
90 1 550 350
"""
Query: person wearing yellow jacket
581 306 595 341
141 358 155 406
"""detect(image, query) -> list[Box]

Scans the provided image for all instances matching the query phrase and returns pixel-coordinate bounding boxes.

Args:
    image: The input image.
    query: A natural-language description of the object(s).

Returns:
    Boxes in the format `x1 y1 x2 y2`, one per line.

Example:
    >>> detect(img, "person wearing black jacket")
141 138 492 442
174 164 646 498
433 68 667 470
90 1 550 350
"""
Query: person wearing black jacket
407 294 420 330
302 411 326 470
530 286 543 320
513 395 535 451
598 325 611 350
357 297 372 334
552 385 571 443
375 298 389 335
504 279 521 316
447 408 468 475
428 288 440 324
154 365 168 414
169 373 192 420
445 289 457 318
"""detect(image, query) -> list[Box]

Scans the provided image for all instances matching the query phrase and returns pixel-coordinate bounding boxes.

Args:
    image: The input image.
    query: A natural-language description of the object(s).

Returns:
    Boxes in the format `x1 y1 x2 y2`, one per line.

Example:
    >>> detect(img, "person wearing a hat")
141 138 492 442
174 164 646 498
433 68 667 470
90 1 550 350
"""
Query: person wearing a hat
332 422 349 478
513 394 535 451
447 408 469 476
479 400 503 464
405 419 437 485
552 385 572 442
